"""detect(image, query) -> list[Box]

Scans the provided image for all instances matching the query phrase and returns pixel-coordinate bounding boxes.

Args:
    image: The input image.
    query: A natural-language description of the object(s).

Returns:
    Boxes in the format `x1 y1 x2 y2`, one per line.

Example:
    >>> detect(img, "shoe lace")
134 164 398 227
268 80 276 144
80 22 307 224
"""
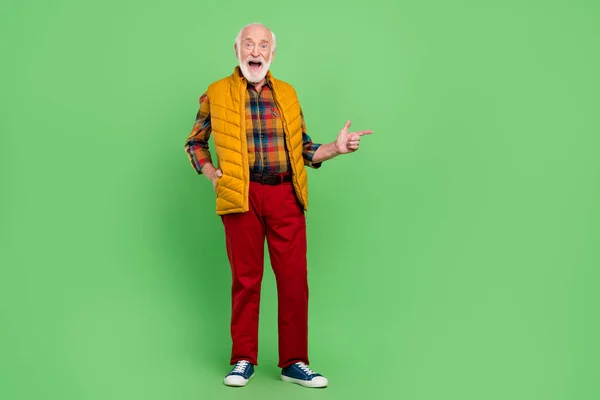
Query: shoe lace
295 362 316 375
233 360 249 373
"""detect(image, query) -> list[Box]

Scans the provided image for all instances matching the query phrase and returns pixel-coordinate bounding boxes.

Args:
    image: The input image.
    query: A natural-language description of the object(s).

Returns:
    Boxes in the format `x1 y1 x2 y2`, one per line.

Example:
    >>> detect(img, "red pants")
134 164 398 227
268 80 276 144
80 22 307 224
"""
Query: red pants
221 181 309 368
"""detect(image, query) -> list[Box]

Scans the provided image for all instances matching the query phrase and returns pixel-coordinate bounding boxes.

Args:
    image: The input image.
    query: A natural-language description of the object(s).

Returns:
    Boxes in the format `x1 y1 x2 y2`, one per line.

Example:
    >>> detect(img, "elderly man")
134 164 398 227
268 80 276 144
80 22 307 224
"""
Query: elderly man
184 23 371 388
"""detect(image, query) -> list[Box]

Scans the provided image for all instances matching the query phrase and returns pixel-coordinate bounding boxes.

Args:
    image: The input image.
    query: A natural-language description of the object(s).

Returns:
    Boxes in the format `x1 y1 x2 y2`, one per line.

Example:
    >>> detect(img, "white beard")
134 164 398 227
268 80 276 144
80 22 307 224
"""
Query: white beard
238 54 271 83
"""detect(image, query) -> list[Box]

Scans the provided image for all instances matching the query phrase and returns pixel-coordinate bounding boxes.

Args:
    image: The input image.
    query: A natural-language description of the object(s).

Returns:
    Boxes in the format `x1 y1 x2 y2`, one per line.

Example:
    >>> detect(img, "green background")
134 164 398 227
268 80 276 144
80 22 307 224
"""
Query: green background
2 0 599 399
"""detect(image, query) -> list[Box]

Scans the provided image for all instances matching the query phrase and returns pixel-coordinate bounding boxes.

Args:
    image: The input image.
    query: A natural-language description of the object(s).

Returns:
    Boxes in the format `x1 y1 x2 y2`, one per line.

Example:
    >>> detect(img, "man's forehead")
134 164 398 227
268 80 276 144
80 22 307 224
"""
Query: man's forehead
241 26 272 42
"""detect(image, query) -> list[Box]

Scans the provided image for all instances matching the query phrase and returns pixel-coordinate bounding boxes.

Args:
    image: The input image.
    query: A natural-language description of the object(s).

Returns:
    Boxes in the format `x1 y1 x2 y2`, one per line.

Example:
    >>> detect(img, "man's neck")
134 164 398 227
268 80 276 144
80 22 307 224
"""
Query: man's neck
251 79 266 92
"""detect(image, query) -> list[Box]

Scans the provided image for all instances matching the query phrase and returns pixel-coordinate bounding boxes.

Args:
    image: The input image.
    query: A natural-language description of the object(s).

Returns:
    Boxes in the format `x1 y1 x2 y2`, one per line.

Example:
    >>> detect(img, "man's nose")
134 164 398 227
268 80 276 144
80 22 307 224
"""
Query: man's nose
250 47 260 57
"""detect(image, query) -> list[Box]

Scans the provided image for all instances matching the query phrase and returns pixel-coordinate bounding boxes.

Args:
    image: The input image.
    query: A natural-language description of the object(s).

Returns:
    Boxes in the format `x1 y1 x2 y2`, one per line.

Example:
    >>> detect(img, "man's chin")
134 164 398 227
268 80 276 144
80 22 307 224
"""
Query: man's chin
246 74 267 83
240 64 268 83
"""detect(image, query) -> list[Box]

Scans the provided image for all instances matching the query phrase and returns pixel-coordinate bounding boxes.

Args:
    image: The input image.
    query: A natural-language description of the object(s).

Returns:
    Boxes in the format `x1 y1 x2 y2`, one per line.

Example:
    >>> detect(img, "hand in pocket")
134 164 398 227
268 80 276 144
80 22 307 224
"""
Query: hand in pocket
212 169 223 192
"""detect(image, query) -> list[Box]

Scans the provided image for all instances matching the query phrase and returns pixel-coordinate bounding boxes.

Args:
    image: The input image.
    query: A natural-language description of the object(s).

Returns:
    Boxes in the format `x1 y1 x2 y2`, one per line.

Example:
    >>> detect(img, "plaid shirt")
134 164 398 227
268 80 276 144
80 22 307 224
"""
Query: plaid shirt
185 78 322 175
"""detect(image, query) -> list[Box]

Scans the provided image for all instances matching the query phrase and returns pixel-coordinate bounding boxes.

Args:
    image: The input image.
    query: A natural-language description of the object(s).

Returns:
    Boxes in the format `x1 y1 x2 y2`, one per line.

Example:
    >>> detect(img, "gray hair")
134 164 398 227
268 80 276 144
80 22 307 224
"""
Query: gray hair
235 23 277 56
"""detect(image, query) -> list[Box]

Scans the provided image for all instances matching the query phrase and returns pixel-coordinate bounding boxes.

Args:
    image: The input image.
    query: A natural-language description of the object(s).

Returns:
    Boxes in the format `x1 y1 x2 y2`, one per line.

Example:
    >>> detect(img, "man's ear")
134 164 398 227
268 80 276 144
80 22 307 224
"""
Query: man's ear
234 44 238 58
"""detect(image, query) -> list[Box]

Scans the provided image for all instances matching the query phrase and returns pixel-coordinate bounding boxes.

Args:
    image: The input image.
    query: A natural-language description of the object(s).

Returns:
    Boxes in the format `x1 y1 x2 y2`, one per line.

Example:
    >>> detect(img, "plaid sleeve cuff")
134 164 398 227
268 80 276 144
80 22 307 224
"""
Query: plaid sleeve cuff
303 140 322 169
187 146 213 174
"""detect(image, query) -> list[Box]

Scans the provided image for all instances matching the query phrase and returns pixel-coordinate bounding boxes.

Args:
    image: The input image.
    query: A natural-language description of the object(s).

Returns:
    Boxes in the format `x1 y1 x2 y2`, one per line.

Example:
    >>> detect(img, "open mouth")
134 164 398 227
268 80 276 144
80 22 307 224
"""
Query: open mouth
248 61 263 69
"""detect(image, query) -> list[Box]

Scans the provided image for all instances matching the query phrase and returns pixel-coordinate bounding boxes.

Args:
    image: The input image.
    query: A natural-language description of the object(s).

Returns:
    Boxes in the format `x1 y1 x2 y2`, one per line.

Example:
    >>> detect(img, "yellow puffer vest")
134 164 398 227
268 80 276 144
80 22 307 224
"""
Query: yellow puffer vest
206 66 309 215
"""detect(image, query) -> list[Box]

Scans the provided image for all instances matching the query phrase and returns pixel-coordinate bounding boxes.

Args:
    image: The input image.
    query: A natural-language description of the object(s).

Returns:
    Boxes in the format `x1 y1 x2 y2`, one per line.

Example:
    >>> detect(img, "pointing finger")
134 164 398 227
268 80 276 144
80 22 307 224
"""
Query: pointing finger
354 130 373 136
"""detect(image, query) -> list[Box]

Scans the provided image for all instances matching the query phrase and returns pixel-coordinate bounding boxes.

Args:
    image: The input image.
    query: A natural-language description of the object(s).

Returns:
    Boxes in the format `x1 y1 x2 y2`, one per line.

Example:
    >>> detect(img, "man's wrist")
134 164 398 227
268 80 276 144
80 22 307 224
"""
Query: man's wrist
332 141 341 156
201 162 216 178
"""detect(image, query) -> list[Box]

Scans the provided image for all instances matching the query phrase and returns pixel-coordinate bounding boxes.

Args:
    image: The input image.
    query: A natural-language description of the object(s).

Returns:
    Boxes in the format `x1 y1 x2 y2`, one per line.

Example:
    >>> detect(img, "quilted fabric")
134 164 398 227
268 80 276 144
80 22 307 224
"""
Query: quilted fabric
206 66 309 215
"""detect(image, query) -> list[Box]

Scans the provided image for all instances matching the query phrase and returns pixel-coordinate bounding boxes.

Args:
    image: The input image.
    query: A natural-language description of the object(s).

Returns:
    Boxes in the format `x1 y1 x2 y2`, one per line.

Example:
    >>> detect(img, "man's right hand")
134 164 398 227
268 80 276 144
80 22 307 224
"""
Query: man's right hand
200 163 223 192
211 169 223 191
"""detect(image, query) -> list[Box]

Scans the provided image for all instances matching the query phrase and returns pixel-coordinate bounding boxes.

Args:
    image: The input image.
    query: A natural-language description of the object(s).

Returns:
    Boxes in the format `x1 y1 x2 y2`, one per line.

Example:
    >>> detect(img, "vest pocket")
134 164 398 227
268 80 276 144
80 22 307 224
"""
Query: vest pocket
215 174 223 197
214 173 241 206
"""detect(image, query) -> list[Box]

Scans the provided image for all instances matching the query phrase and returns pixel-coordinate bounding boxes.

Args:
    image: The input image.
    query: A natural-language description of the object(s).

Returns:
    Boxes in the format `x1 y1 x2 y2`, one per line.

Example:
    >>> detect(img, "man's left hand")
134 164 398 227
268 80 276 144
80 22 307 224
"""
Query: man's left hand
334 120 372 154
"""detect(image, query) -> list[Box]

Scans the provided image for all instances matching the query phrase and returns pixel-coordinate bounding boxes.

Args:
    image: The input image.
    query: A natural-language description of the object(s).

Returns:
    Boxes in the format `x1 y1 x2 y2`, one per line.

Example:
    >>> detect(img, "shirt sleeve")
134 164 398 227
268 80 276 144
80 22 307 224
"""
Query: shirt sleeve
300 109 322 169
184 93 213 174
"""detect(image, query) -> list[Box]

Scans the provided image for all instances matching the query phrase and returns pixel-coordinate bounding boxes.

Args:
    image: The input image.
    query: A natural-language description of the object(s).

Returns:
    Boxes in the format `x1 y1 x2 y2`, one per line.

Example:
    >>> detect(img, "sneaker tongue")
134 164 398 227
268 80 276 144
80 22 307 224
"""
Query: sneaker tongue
296 362 315 375
233 362 248 373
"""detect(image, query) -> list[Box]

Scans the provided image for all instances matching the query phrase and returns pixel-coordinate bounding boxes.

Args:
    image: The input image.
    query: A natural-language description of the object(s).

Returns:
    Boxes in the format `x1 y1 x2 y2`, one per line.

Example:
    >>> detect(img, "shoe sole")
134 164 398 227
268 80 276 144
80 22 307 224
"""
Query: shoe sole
224 373 255 387
280 374 328 388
